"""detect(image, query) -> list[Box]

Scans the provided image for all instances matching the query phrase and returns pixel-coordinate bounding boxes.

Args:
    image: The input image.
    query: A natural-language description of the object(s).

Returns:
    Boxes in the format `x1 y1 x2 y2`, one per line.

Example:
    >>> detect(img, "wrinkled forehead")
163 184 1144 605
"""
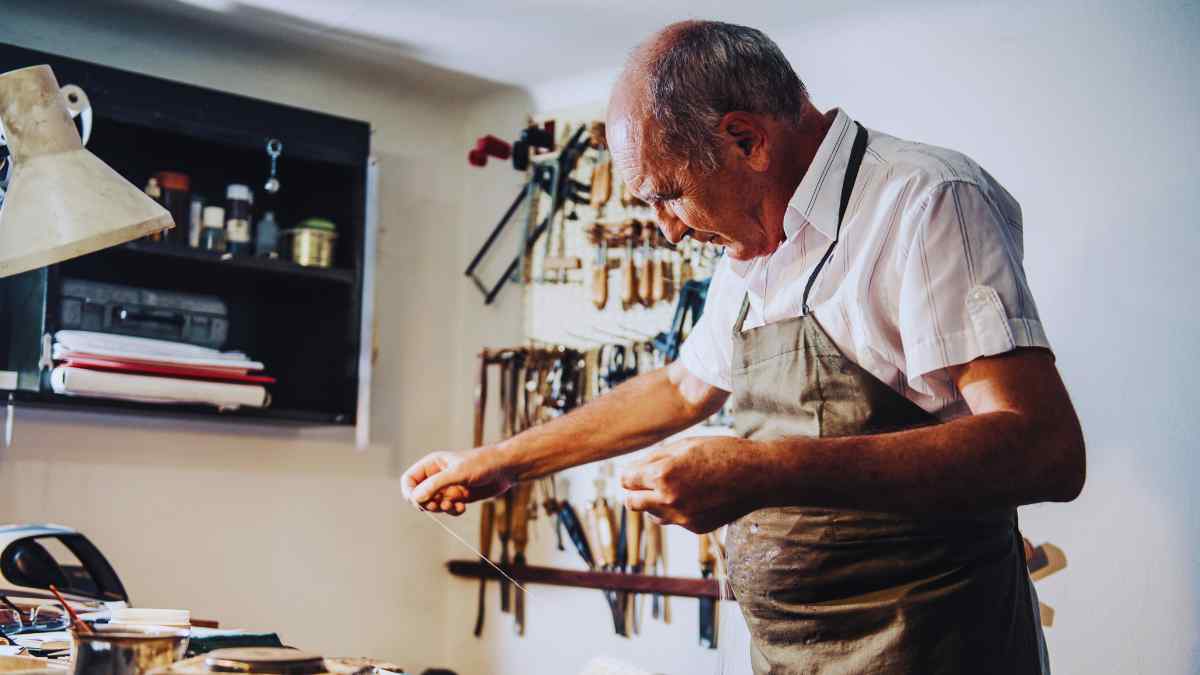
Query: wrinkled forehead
606 108 677 195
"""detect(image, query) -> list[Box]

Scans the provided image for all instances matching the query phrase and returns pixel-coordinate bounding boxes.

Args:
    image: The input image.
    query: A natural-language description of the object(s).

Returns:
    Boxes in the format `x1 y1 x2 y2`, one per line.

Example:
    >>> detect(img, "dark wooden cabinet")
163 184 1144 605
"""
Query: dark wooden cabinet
0 43 376 429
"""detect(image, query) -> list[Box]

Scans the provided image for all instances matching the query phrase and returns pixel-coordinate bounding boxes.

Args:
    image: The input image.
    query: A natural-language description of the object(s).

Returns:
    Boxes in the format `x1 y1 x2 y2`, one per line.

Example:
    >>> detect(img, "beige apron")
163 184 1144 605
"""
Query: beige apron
724 123 1044 674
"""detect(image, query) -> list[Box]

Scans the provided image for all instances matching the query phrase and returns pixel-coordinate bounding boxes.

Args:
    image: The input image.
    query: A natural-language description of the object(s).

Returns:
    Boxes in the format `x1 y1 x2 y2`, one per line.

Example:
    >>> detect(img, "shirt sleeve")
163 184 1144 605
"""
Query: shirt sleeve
678 257 739 392
897 179 1051 400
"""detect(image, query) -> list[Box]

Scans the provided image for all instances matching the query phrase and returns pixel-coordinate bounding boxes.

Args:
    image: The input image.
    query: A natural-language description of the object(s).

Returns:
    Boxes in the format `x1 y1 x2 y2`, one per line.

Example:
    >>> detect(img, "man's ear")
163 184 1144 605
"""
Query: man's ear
719 112 769 171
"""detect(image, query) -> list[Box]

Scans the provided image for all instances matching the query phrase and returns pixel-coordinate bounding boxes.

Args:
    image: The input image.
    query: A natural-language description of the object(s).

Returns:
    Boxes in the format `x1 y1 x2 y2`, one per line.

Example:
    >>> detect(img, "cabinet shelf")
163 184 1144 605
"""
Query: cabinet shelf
8 390 349 426
117 241 356 285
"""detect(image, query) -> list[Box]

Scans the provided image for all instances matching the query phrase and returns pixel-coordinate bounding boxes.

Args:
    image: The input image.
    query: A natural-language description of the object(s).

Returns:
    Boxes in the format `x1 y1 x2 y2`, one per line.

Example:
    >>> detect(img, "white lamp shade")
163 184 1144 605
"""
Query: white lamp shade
0 65 173 278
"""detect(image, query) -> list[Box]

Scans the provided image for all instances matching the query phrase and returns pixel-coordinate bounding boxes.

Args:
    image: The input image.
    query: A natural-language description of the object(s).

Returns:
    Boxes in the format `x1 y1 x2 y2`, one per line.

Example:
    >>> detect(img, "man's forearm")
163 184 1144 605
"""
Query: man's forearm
503 363 723 481
760 410 1086 513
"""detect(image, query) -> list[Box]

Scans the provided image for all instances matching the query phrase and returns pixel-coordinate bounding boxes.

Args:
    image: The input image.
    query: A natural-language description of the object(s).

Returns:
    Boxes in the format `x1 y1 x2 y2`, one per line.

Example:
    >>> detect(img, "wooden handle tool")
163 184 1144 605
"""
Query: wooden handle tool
698 534 717 649
495 493 512 613
592 243 609 310
471 352 491 637
626 508 645 633
510 482 535 636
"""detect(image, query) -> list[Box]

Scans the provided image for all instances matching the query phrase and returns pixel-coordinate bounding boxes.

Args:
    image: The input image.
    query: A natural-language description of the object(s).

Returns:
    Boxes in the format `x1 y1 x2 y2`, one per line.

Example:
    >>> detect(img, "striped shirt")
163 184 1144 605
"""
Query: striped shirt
679 109 1050 419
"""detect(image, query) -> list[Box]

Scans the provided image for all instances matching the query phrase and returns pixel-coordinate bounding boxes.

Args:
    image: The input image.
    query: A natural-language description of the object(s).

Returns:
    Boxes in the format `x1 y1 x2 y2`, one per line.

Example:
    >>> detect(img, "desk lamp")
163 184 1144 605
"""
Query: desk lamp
0 64 172 278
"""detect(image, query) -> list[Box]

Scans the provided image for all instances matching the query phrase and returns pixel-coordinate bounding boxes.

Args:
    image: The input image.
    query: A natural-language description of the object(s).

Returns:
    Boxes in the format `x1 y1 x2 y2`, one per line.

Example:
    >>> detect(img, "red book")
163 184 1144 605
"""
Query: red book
62 357 276 384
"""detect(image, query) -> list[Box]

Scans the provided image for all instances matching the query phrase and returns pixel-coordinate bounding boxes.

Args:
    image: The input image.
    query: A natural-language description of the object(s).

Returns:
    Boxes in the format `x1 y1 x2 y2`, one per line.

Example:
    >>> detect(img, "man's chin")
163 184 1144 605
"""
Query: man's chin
725 242 765 262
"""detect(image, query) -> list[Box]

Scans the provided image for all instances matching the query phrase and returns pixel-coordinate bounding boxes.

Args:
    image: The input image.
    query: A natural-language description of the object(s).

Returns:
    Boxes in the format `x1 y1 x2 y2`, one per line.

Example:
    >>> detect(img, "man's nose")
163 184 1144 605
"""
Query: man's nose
655 204 689 244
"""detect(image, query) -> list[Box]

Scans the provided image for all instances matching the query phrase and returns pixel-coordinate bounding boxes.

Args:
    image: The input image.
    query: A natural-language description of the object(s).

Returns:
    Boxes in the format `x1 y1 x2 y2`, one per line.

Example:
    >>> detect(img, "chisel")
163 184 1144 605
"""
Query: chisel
472 352 492 637
646 519 665 621
495 492 512 613
560 500 625 635
592 497 627 636
699 533 717 649
510 482 534 636
626 508 644 634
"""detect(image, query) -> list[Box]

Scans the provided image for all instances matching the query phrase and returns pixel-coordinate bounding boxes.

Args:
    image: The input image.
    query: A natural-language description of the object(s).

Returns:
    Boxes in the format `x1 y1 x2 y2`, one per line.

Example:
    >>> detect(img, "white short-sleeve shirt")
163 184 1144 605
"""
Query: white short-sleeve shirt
679 109 1050 420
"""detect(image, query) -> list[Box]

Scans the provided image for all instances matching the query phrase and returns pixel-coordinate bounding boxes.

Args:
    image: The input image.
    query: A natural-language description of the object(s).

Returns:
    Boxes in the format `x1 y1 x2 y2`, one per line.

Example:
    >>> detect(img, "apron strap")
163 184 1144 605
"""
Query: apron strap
801 122 870 315
733 292 752 335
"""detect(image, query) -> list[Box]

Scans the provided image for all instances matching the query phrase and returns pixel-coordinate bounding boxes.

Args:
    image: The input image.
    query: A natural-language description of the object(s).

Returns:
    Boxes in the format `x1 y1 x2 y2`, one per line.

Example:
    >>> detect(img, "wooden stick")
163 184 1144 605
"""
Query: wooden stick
447 559 721 599
48 585 91 634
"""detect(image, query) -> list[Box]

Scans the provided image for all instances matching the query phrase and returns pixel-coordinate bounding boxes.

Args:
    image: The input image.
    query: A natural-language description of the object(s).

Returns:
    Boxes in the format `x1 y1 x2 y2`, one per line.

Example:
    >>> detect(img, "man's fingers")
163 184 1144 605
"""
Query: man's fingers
402 454 446 501
624 489 667 514
620 462 661 491
411 462 463 504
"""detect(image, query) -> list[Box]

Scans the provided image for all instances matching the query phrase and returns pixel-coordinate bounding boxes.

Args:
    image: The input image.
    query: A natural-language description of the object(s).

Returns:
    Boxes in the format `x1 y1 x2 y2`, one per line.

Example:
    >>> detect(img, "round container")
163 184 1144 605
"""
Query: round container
286 218 337 268
71 625 190 675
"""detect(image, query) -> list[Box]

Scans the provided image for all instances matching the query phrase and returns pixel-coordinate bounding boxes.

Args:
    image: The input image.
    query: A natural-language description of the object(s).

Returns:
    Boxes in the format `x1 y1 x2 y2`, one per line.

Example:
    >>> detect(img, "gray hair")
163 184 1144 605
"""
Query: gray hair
639 21 808 172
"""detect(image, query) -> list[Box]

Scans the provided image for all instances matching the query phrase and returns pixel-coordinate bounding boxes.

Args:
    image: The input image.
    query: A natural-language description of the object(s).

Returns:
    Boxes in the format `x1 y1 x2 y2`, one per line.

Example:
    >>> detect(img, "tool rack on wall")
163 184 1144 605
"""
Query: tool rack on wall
0 42 376 431
446 541 1067 601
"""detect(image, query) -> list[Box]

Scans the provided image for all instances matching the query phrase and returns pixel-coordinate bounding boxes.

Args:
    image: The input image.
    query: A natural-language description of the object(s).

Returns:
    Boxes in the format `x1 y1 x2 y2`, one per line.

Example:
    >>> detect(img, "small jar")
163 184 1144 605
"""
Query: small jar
200 206 226 253
224 184 254 256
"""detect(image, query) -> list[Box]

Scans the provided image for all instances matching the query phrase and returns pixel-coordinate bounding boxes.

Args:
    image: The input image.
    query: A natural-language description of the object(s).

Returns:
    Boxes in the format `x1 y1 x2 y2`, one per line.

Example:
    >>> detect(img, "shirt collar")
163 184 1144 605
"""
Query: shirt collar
785 108 856 242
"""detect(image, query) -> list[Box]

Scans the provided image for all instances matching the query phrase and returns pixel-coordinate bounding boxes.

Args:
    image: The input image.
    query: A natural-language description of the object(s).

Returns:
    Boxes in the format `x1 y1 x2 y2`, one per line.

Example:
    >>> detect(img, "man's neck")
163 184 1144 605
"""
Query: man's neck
773 107 837 235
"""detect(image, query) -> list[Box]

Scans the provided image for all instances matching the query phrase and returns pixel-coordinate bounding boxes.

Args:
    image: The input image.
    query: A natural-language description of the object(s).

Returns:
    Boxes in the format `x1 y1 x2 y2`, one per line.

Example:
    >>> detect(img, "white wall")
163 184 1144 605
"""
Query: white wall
449 1 1200 674
0 2 511 672
2 2 1197 674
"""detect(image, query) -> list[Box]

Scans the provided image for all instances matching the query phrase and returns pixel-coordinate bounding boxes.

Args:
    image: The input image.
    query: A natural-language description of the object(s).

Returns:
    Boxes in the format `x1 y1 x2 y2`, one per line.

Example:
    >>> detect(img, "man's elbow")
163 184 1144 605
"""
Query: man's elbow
1045 430 1086 503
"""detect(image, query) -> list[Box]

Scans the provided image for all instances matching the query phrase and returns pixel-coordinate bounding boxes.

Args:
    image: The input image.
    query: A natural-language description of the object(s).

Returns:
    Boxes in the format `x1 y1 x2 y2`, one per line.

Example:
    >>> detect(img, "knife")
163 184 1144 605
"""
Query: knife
560 500 625 636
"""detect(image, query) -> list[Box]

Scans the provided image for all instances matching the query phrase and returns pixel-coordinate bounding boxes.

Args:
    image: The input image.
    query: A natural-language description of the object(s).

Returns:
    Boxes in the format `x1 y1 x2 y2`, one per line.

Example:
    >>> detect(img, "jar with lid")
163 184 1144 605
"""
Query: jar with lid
286 218 337 268
224 184 254 256
200 206 226 253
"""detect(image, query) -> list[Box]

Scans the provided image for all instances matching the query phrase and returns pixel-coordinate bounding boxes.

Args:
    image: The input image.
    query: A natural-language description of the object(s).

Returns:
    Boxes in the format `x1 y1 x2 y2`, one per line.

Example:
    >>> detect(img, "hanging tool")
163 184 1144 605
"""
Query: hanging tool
510 482 535 636
593 242 609 310
591 490 627 636
465 125 590 304
495 492 512 613
620 223 640 309
698 533 718 649
558 500 624 635
615 505 630 634
637 226 655 307
626 507 645 634
646 519 668 622
652 277 711 362
467 134 512 167
472 352 493 638
653 247 674 304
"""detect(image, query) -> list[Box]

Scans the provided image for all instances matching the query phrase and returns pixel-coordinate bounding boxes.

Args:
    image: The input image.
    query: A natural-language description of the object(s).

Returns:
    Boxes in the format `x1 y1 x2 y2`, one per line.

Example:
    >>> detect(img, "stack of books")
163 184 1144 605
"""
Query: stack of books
49 330 273 410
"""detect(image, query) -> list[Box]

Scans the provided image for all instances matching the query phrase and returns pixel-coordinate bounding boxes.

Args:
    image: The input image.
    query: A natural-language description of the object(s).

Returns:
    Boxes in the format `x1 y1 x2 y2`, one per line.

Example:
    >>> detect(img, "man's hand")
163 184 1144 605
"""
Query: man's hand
620 435 765 533
401 446 515 514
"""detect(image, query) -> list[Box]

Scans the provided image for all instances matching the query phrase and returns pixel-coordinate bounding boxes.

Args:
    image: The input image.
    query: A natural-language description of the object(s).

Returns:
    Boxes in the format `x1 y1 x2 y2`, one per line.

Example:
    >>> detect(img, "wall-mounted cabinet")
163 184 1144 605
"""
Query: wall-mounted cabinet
0 43 376 430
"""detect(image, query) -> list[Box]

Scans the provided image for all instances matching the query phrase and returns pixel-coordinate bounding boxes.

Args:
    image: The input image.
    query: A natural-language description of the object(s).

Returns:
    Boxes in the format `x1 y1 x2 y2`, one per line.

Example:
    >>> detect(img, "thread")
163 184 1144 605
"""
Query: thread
421 507 531 595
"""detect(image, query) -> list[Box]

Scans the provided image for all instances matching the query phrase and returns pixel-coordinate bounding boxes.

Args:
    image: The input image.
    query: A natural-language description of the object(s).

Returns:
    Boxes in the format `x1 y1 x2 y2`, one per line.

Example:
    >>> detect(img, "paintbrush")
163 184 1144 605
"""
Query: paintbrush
48 585 91 635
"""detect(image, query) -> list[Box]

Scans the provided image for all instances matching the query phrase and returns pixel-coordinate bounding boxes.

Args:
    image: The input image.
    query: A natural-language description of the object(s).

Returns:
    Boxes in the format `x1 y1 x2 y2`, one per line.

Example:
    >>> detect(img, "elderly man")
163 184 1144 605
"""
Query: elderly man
404 20 1084 674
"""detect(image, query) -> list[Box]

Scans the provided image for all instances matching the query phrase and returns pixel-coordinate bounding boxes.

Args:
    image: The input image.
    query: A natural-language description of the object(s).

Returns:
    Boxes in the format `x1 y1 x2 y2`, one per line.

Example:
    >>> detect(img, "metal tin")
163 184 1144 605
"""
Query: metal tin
71 625 190 675
286 219 337 268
